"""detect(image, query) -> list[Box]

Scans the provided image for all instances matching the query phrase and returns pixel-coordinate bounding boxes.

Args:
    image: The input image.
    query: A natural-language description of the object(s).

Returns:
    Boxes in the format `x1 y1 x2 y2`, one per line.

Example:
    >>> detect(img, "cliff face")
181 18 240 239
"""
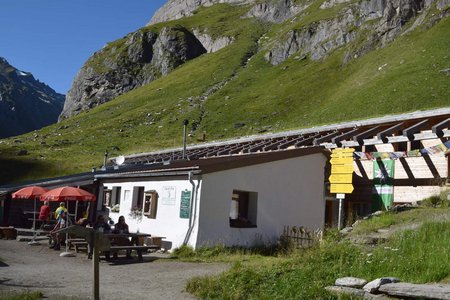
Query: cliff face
0 58 64 138
148 0 306 24
147 0 254 25
60 26 208 120
263 0 445 66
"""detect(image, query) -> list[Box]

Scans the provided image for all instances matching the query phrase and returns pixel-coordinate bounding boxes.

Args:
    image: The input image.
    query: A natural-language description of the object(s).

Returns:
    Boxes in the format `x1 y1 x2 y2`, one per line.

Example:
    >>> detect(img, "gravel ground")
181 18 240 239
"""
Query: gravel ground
0 239 228 299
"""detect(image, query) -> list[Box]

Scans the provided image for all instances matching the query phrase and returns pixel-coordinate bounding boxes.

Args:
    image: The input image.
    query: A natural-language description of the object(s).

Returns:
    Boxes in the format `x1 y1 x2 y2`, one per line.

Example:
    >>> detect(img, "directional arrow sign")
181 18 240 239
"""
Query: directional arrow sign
330 183 354 194
330 152 354 158
330 157 354 164
332 148 355 153
331 164 354 173
329 173 353 184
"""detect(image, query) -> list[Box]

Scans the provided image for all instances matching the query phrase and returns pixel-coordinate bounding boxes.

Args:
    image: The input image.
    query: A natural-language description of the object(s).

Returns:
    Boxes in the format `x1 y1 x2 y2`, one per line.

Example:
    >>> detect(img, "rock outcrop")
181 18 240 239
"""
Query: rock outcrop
0 57 64 138
264 0 444 65
244 0 309 23
192 30 234 53
147 0 254 25
60 26 207 120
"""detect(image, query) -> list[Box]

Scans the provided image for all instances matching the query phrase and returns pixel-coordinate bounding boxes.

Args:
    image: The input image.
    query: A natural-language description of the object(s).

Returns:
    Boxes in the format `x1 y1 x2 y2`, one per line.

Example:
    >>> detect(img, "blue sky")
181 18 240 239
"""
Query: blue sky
0 0 166 94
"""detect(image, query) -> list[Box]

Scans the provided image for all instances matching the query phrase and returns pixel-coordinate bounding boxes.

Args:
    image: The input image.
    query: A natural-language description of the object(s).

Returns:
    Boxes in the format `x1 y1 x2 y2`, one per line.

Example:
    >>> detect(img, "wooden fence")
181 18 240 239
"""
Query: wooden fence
280 226 323 249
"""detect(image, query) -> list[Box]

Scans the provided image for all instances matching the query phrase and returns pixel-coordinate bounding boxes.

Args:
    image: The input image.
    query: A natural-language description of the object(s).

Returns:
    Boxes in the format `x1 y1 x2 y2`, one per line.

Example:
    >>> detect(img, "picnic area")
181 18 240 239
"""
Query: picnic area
0 238 228 299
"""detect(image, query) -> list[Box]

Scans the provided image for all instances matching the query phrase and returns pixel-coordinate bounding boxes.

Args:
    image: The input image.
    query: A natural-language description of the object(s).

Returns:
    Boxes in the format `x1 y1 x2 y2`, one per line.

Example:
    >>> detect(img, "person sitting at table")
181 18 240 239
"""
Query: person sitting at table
39 201 51 229
76 217 90 227
50 210 70 250
93 215 111 233
112 216 132 259
114 216 129 233
93 215 111 260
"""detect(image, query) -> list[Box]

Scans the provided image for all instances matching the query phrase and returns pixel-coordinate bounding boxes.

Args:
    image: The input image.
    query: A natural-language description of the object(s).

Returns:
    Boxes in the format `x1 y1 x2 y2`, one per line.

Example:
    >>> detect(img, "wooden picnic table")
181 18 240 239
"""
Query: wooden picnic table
105 232 151 245
104 232 162 260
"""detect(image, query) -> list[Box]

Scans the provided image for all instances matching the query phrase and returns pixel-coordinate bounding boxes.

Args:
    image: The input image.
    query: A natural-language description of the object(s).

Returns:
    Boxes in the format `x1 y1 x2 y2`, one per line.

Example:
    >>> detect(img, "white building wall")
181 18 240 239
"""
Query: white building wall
104 177 201 251
195 153 327 248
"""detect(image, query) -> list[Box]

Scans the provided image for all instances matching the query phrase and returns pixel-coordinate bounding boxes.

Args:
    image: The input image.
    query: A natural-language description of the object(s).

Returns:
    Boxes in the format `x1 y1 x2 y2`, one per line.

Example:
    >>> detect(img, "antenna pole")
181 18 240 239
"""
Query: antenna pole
183 120 189 159
103 150 108 167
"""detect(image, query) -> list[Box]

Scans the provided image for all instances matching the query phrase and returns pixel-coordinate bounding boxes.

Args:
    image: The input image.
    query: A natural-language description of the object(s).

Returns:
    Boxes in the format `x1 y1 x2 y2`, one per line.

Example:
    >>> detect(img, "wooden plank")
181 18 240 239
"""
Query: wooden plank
377 122 404 142
331 128 360 146
353 126 381 143
403 119 428 140
432 117 450 137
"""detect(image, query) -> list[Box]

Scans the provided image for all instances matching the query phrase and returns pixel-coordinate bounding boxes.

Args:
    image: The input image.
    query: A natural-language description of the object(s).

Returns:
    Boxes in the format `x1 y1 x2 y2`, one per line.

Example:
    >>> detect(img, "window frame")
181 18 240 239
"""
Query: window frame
229 190 258 228
143 190 158 219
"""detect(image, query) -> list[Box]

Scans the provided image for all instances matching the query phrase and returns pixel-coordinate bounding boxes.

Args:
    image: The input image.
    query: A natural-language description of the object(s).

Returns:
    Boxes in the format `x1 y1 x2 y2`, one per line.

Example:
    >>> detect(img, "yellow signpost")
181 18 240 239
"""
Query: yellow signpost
332 148 355 153
330 183 354 194
331 164 354 174
329 173 353 184
329 148 355 229
330 156 354 165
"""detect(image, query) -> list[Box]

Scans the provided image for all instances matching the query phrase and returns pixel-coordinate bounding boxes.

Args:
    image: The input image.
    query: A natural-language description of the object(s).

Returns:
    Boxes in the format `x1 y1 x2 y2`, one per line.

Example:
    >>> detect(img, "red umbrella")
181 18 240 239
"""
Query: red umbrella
40 186 96 257
12 186 48 245
12 186 48 199
40 186 96 202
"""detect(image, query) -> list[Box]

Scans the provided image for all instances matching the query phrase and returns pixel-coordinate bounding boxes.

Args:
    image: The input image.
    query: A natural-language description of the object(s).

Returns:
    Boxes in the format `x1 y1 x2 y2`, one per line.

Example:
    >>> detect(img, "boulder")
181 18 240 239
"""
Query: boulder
363 277 401 293
325 286 392 299
335 277 368 288
378 282 450 300
326 286 366 297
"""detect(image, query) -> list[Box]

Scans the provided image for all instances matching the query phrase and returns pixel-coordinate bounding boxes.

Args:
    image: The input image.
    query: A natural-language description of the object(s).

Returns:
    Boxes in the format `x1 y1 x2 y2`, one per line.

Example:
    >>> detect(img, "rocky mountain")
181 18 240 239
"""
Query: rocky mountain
0 0 448 183
148 0 254 25
59 24 232 120
60 0 450 120
0 58 64 138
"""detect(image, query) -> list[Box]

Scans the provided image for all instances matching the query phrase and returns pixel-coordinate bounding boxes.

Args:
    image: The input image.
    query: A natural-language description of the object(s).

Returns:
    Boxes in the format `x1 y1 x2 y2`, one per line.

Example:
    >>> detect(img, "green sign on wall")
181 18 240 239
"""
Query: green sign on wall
373 159 395 211
180 190 191 219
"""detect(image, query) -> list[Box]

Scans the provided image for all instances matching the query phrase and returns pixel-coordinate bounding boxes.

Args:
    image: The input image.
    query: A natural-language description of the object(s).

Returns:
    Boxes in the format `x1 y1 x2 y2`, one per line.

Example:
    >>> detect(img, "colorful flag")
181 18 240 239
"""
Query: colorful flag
372 159 394 211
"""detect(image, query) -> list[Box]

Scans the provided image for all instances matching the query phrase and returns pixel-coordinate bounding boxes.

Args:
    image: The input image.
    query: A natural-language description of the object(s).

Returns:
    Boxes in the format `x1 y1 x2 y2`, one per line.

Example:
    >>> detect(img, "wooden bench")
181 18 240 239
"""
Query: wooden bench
109 245 160 261
15 228 49 236
146 236 165 248
67 238 88 251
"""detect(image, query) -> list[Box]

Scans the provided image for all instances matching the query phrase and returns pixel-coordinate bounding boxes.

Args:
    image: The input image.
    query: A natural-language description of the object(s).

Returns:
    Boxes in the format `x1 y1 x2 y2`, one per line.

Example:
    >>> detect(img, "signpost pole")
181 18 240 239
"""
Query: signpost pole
329 148 354 230
337 195 344 230
93 233 99 300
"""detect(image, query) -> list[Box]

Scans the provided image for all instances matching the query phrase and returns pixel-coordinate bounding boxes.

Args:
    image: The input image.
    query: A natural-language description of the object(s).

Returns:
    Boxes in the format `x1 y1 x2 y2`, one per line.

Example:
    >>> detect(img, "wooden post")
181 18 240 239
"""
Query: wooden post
93 233 99 300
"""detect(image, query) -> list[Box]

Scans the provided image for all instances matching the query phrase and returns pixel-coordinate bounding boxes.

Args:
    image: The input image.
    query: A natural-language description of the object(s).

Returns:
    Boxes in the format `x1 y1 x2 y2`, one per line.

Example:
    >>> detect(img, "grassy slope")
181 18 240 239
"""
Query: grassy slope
183 207 450 299
0 3 449 184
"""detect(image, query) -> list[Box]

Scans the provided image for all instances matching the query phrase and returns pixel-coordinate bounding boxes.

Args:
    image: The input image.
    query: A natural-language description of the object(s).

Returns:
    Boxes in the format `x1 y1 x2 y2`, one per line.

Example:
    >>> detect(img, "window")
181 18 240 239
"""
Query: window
132 186 145 210
103 189 112 207
143 190 158 219
111 187 121 206
229 190 257 228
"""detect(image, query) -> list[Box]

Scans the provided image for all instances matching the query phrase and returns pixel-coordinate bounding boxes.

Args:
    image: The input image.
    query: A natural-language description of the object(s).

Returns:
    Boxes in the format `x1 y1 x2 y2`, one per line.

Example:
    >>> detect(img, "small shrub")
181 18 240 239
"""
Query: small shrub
171 244 195 259
421 189 450 208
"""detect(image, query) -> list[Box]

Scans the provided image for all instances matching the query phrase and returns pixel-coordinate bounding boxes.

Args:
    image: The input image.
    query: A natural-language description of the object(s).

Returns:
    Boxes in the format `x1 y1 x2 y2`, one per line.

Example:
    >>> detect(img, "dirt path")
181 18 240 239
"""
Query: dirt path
0 239 228 299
